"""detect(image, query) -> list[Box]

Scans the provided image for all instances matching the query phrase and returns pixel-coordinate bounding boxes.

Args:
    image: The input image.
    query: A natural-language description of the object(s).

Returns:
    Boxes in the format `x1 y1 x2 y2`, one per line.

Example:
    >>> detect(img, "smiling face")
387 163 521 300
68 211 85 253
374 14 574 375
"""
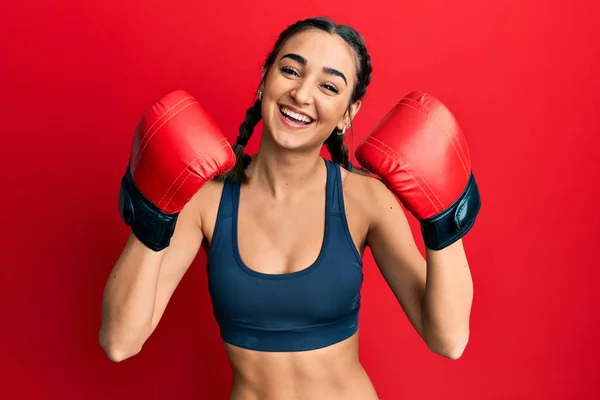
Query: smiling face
260 29 362 151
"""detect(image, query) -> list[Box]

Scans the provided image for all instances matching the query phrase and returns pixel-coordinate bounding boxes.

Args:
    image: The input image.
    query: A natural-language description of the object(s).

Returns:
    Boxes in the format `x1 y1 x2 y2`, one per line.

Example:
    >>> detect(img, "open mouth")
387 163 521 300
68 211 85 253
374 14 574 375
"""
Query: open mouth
279 105 315 125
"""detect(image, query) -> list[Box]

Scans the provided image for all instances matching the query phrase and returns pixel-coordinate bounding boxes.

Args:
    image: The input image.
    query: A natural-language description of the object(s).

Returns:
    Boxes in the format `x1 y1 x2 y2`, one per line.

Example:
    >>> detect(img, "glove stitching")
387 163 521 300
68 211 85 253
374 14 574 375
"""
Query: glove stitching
156 137 228 208
157 137 230 210
400 98 470 177
132 97 196 171
401 98 469 171
160 138 231 210
360 138 443 213
139 95 194 145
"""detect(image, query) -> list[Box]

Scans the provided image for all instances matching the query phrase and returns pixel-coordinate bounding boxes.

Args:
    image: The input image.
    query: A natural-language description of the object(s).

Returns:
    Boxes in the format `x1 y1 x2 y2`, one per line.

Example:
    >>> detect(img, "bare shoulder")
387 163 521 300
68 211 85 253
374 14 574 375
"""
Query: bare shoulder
338 166 402 253
192 178 225 242
341 167 399 222
193 178 225 210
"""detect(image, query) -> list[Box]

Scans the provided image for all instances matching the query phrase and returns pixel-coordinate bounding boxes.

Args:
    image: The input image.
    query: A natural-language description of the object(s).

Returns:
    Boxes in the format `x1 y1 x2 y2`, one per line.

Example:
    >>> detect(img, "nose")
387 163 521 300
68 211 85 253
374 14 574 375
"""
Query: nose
290 79 314 105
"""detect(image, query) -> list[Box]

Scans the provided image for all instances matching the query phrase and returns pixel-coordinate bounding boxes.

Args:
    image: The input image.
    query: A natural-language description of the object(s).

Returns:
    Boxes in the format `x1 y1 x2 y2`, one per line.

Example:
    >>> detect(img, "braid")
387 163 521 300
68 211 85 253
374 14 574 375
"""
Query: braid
217 99 262 183
325 130 349 167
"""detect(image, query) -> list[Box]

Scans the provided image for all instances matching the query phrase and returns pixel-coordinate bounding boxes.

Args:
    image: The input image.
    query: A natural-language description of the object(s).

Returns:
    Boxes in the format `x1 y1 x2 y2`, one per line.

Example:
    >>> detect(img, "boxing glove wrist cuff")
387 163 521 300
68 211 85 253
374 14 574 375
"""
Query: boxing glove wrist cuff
420 173 481 251
118 167 179 252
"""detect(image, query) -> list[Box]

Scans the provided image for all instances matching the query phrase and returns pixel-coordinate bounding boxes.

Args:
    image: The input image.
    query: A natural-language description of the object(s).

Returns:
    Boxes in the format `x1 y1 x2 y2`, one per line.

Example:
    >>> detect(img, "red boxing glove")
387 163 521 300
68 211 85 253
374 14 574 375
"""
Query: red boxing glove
119 90 236 251
355 91 481 250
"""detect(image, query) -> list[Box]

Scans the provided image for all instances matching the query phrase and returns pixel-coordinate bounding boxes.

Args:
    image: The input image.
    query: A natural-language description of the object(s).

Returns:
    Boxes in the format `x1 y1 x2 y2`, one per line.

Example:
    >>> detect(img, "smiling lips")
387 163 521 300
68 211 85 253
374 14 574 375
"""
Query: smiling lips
279 105 315 128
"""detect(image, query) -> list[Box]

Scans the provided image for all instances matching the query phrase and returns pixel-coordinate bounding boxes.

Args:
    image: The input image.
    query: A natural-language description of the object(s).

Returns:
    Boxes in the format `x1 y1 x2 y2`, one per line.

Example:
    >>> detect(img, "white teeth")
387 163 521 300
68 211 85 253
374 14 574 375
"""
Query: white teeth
280 106 313 123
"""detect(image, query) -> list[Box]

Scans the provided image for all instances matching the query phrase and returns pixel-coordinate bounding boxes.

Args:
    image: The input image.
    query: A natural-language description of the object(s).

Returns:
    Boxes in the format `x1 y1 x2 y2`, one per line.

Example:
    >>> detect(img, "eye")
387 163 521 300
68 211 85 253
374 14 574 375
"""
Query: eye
280 66 300 77
322 83 340 94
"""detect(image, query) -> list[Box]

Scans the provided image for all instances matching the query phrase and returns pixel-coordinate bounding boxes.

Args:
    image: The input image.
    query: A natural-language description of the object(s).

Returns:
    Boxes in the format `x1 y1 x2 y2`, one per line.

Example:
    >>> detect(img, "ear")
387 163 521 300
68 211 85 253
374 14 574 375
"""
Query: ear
257 68 268 95
337 100 362 131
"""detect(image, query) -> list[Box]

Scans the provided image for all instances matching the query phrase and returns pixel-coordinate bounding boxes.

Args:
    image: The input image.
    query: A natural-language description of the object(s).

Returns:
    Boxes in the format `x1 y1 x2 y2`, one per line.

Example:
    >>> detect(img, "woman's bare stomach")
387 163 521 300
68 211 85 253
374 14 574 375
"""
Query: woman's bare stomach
223 332 379 400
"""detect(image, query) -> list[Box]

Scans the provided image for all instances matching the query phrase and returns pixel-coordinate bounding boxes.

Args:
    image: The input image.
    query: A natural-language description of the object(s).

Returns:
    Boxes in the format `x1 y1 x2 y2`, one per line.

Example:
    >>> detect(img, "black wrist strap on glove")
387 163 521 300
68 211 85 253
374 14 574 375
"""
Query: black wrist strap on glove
420 173 481 251
118 167 179 252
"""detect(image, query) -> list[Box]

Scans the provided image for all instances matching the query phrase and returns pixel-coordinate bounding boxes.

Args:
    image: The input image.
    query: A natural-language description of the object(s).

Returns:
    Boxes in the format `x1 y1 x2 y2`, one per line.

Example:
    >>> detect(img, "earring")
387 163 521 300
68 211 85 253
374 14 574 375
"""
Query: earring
258 90 263 101
338 125 347 136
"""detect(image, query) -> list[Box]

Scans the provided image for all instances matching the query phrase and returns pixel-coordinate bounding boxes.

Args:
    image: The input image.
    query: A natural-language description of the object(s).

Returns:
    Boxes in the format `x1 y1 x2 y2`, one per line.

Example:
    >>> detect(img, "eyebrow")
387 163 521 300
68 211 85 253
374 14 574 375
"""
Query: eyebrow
280 53 348 85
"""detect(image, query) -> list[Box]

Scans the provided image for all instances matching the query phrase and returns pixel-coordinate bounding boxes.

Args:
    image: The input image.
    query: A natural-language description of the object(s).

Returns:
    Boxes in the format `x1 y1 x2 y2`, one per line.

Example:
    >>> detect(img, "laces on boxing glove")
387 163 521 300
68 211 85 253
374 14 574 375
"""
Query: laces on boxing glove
419 173 481 251
118 167 179 252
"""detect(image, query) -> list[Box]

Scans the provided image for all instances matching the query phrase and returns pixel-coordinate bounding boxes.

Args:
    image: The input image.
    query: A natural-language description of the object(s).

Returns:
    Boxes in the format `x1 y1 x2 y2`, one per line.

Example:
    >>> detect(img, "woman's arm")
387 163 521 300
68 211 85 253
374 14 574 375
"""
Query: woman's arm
366 178 473 360
99 196 204 362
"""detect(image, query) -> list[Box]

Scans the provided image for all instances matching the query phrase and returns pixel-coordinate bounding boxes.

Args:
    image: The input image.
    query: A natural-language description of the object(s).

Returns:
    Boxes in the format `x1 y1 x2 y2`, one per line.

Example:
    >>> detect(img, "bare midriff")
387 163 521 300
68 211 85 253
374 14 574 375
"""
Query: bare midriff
224 332 379 400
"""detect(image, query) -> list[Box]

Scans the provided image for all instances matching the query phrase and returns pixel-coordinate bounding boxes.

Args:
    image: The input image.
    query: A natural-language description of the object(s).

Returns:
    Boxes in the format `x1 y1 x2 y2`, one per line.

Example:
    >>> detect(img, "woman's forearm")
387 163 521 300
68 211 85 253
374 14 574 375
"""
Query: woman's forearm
421 239 474 359
99 233 165 361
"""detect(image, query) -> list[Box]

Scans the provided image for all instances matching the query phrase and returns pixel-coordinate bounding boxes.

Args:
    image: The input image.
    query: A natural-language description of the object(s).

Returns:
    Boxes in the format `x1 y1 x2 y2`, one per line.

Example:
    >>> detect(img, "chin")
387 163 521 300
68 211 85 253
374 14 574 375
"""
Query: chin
269 130 313 151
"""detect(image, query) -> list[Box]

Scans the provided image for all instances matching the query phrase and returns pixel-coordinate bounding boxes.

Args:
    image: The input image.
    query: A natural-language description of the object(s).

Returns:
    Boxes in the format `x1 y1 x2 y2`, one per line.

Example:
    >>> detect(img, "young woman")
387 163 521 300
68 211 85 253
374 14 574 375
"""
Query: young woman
101 17 477 400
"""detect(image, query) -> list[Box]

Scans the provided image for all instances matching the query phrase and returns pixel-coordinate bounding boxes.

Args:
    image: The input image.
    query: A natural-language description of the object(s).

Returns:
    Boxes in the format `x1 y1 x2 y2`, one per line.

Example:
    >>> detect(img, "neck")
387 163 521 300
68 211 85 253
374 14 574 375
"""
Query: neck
246 135 324 199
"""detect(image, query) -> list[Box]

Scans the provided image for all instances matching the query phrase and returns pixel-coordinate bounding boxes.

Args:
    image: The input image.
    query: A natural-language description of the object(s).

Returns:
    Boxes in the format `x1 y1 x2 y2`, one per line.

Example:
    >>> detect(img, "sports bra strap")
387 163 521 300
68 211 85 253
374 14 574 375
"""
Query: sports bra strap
325 159 342 216
216 178 236 220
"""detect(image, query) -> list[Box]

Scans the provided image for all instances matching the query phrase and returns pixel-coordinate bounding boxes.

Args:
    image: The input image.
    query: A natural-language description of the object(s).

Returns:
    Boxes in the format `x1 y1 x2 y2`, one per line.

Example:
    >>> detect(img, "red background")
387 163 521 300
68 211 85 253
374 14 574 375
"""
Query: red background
1 0 599 398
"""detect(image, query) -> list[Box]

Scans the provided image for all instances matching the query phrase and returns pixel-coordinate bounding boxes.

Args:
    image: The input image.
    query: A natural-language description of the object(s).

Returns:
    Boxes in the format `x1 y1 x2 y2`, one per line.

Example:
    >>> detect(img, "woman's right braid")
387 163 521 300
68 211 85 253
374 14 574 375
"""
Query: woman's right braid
224 99 262 183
